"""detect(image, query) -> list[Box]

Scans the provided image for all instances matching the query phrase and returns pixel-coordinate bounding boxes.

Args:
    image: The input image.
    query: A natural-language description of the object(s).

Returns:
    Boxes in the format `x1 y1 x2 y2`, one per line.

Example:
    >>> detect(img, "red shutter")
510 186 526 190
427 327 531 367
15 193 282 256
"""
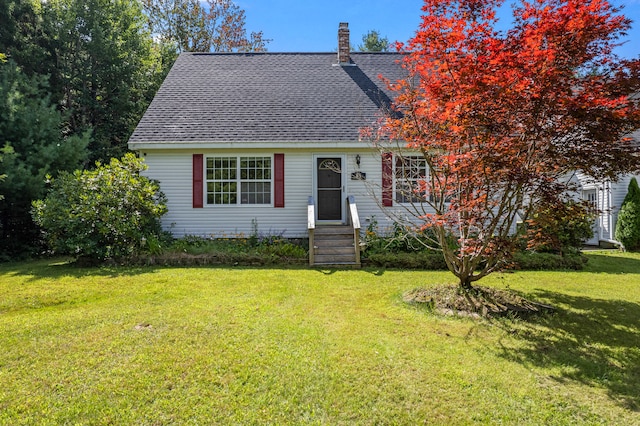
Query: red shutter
193 154 203 208
382 152 393 207
274 153 285 208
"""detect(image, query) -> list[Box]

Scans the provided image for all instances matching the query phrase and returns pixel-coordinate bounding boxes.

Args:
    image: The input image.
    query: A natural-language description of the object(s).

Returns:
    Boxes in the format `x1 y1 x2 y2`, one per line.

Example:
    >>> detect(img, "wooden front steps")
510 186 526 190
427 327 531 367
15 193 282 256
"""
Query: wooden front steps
311 225 360 268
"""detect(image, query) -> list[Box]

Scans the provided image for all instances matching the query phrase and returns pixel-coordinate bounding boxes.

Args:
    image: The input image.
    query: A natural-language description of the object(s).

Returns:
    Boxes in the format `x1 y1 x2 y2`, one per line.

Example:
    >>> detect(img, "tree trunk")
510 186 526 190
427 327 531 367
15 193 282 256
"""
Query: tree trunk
459 275 474 291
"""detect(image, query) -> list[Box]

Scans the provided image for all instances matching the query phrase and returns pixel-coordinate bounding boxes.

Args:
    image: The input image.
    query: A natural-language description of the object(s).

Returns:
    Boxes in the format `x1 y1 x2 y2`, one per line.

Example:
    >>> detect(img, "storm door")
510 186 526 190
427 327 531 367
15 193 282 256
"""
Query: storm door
316 157 344 222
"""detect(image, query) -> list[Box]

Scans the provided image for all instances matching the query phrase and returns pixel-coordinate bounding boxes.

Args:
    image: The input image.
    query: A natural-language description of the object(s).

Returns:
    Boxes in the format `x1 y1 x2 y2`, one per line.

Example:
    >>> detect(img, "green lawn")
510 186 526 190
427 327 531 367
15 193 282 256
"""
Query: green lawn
1 251 639 425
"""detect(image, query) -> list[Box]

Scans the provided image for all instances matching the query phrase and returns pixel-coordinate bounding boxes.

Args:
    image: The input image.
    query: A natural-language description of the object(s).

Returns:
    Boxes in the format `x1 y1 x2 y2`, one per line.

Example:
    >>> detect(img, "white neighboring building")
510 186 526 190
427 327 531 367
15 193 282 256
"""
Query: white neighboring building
577 136 640 247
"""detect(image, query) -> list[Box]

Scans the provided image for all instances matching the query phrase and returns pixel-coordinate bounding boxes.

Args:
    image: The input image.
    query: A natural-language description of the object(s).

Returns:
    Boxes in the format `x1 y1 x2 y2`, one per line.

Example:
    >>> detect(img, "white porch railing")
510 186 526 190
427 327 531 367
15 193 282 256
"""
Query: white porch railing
308 196 316 266
307 195 361 267
347 195 361 267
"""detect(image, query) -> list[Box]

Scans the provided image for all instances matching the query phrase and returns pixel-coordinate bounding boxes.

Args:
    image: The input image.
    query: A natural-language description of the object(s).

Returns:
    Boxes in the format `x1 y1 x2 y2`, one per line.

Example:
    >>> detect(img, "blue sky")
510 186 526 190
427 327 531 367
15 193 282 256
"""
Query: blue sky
240 0 639 59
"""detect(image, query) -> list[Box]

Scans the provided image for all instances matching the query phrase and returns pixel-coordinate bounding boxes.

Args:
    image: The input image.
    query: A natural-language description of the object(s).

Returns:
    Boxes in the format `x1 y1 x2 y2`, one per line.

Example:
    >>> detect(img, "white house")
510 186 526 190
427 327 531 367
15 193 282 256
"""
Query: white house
128 24 412 265
128 23 638 263
576 157 640 247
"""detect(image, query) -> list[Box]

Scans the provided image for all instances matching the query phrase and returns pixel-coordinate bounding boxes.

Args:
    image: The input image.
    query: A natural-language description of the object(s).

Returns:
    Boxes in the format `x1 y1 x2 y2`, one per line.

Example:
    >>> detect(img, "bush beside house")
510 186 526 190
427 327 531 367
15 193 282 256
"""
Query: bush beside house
32 154 167 262
361 217 588 271
615 177 640 251
523 198 595 256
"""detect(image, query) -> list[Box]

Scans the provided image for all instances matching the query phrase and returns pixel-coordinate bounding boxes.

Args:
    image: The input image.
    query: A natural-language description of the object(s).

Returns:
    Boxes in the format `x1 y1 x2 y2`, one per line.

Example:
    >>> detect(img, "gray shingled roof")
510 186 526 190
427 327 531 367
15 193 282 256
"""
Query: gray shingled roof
128 52 405 146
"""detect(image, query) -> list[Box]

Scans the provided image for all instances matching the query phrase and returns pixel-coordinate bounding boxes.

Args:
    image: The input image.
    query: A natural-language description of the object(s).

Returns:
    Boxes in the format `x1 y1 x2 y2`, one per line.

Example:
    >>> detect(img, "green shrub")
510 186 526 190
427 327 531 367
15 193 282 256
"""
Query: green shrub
363 217 444 255
259 241 307 259
362 219 455 270
365 250 586 271
525 198 595 255
32 154 167 261
362 215 590 270
365 251 448 270
615 177 640 251
142 233 308 267
171 235 243 255
510 251 588 270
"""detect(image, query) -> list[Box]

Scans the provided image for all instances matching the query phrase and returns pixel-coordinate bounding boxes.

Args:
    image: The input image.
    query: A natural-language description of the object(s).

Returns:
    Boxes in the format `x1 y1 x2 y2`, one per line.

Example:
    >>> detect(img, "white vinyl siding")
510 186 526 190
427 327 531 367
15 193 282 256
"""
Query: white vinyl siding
575 172 640 243
139 149 427 238
141 150 310 237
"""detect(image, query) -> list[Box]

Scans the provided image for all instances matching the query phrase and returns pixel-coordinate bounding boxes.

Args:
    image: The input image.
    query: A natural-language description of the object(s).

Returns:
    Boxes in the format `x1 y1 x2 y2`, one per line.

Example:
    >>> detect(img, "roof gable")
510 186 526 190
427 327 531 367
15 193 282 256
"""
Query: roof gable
129 52 405 146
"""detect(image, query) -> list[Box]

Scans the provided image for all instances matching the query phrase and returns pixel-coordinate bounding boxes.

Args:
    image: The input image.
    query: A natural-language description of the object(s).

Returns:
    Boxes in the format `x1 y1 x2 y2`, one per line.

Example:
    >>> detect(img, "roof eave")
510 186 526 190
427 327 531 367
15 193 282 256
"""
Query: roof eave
127 140 374 151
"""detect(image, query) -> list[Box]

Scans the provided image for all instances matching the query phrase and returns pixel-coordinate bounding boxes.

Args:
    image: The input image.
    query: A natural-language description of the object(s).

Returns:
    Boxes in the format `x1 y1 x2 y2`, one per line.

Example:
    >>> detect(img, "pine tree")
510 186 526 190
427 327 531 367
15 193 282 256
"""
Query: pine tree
0 59 89 257
358 30 389 52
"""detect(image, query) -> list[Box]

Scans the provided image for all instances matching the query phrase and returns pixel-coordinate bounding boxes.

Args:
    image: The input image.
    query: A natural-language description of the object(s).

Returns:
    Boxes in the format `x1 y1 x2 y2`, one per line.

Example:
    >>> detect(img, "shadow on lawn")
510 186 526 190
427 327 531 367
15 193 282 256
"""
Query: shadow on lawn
0 258 315 281
0 258 157 280
497 290 640 411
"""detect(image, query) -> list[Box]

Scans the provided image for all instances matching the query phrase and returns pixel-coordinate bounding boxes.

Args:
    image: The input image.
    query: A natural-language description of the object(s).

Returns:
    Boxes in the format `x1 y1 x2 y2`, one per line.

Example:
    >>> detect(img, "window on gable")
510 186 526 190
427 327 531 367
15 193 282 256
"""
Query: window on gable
206 156 272 205
395 156 427 203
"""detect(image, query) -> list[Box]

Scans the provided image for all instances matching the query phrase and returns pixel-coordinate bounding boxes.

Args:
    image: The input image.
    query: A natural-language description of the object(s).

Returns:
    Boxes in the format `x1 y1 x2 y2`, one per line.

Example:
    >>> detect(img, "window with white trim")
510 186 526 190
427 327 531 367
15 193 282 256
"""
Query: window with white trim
206 156 272 205
395 156 427 203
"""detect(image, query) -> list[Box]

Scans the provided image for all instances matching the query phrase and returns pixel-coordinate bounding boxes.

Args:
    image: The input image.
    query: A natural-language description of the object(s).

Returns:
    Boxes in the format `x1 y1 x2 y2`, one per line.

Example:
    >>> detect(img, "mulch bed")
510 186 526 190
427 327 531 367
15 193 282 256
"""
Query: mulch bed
403 285 555 319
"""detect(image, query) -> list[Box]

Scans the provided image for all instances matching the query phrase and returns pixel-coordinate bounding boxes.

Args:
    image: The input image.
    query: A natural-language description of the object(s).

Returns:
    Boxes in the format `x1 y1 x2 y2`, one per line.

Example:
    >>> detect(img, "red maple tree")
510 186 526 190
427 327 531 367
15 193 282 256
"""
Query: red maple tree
376 0 640 289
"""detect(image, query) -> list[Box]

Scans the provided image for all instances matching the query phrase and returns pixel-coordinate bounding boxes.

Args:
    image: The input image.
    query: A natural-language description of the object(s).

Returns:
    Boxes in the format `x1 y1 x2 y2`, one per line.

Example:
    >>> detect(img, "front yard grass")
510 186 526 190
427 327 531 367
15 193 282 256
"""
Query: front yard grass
0 251 639 424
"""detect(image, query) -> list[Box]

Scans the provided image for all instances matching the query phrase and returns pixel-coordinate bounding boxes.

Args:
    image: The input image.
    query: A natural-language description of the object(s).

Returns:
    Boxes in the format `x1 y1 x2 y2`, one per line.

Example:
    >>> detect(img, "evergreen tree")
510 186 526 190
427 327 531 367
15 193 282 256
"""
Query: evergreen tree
0 0 54 80
43 0 159 162
615 177 640 251
358 30 389 52
0 54 5 201
0 59 89 258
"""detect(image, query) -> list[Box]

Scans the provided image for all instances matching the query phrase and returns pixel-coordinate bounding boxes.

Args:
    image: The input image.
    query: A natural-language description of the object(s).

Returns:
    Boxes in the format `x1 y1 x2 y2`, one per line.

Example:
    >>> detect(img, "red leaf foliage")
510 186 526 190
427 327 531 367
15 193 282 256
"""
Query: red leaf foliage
376 0 640 288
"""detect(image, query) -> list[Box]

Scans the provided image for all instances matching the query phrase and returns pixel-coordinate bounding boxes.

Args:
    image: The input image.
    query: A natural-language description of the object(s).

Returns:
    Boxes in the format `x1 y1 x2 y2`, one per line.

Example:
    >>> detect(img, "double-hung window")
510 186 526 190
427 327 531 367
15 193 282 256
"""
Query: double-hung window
206 156 272 205
395 156 427 203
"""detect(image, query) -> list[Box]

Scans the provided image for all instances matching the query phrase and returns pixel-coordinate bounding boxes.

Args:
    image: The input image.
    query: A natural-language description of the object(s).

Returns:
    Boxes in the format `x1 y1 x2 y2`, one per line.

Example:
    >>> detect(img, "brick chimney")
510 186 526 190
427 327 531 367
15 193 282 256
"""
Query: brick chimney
338 22 350 64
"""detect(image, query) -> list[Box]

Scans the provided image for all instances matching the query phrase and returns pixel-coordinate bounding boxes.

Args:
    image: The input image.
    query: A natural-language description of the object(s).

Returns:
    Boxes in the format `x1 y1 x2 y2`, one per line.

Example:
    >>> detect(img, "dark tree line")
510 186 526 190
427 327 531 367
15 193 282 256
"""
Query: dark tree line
0 0 268 259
